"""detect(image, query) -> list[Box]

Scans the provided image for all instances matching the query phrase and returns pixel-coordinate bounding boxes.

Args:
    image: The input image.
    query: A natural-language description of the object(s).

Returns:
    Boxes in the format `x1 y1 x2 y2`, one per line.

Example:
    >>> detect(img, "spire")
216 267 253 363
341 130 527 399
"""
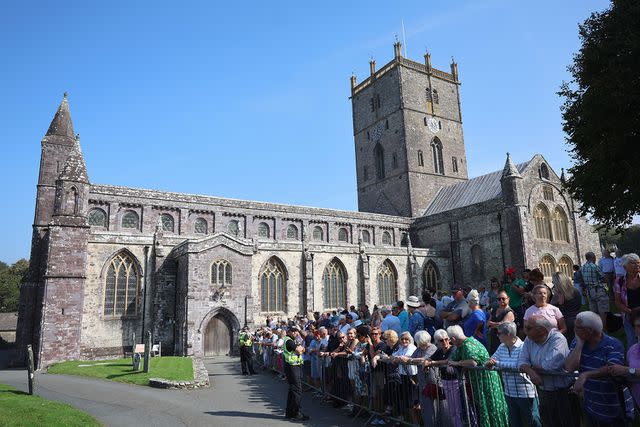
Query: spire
46 92 75 141
58 134 89 183
501 152 521 179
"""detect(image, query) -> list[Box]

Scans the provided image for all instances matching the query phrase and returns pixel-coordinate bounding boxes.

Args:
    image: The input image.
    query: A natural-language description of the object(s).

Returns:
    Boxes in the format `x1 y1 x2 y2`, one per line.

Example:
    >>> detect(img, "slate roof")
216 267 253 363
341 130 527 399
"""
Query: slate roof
0 312 18 331
423 160 531 216
46 93 75 139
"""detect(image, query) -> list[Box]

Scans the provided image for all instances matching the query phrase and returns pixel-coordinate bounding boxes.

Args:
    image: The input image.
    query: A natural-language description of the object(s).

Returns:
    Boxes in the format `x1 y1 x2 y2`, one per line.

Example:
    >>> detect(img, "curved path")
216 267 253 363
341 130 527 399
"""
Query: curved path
0 357 360 427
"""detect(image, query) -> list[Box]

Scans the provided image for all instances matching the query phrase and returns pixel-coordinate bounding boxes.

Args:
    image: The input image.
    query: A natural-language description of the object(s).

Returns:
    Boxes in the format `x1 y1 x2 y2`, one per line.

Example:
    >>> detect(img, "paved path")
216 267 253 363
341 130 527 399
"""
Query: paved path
0 357 362 427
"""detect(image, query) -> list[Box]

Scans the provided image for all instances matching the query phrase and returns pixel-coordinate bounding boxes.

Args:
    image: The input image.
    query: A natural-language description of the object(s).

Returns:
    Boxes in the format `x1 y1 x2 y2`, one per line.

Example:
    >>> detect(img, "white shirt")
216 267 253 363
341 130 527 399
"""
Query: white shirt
393 344 417 376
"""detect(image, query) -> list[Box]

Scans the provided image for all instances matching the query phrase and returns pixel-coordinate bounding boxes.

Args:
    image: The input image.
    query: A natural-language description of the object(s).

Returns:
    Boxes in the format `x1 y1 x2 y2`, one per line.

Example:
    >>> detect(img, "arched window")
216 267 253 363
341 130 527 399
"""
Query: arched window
431 138 444 175
286 224 298 240
432 89 439 104
552 207 570 243
338 228 349 242
377 260 397 306
374 144 385 179
161 213 174 233
452 157 458 173
533 204 553 240
211 259 232 286
121 211 139 230
558 255 573 277
103 251 140 317
423 261 440 290
539 255 557 282
361 229 371 243
260 258 286 312
323 259 347 310
228 220 239 236
313 226 324 241
418 150 424 167
194 218 207 234
543 186 554 201
88 208 107 227
257 222 270 238
540 163 550 180
382 231 392 246
471 245 485 281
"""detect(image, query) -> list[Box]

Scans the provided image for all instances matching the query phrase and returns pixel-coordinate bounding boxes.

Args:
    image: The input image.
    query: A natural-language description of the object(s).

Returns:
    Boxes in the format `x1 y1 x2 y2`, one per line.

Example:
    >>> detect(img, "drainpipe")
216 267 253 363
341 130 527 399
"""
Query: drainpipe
449 223 457 286
244 295 248 328
141 246 149 342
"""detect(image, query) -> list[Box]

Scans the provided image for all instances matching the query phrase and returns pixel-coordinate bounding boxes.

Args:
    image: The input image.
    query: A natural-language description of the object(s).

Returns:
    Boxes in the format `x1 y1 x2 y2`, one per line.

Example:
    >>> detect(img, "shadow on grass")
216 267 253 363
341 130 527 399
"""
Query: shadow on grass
106 371 142 379
0 389 29 396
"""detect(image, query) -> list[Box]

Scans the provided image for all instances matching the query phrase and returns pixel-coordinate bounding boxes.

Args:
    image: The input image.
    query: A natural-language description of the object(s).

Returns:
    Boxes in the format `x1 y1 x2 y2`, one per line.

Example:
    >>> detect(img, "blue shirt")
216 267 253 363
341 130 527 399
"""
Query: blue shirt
398 310 409 333
463 309 487 346
409 311 424 336
571 334 634 421
381 314 402 335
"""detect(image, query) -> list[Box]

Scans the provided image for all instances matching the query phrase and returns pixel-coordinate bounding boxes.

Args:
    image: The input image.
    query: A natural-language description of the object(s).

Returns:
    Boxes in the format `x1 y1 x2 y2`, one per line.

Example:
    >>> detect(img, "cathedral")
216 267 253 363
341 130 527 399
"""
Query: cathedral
16 42 600 368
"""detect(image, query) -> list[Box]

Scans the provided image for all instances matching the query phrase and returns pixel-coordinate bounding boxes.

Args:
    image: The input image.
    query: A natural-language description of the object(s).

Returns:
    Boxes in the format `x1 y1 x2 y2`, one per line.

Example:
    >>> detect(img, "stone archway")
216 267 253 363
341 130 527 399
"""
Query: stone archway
198 307 241 358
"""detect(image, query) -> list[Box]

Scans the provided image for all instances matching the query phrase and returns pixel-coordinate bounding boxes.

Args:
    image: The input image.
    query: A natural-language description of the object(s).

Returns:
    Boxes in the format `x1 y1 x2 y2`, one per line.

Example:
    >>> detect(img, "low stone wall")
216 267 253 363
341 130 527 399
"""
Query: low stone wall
149 357 209 390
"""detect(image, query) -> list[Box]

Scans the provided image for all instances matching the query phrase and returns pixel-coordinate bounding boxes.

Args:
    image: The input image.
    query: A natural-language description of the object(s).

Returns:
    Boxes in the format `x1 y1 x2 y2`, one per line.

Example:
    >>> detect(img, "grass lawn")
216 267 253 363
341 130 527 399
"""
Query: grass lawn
0 383 100 427
48 356 193 386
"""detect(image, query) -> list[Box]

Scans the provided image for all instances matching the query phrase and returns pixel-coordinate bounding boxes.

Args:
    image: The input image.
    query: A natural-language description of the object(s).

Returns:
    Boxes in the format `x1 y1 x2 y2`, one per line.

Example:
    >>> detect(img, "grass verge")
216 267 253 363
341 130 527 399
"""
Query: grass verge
48 356 193 386
0 382 100 427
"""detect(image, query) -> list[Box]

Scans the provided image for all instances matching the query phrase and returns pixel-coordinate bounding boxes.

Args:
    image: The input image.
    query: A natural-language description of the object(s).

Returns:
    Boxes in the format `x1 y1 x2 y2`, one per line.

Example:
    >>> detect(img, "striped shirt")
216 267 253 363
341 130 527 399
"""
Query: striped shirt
492 338 537 398
572 334 634 421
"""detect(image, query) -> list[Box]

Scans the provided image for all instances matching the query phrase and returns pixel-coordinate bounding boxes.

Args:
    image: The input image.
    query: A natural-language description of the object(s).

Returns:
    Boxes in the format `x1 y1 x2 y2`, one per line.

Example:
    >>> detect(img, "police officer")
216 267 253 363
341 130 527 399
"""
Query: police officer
239 326 255 375
283 325 309 421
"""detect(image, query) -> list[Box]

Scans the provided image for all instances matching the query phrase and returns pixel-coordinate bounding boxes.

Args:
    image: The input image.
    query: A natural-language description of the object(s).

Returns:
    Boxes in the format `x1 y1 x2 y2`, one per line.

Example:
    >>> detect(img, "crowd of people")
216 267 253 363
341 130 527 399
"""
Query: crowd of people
246 251 640 427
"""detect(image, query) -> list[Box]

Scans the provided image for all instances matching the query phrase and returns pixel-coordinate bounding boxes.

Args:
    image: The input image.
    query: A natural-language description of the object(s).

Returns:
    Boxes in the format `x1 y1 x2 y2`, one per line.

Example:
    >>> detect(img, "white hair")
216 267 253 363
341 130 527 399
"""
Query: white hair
622 253 640 267
497 321 517 337
400 331 414 345
529 315 553 331
576 311 603 333
414 330 432 346
446 325 466 340
433 329 449 342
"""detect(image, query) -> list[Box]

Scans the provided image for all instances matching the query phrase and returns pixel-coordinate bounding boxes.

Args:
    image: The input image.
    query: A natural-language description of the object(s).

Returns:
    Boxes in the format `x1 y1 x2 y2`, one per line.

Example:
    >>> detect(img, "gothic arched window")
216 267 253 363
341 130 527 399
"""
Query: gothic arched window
539 255 557 282
552 207 570 243
313 226 324 241
418 150 424 167
103 251 140 317
260 257 286 312
431 138 444 175
559 255 573 277
533 203 553 241
338 228 349 242
228 220 240 236
377 260 397 306
423 261 440 290
194 218 207 234
361 229 371 244
286 224 298 240
257 222 270 238
323 259 347 310
211 259 232 286
374 144 385 179
161 213 174 233
88 208 107 227
121 211 139 230
382 231 392 246
540 163 550 180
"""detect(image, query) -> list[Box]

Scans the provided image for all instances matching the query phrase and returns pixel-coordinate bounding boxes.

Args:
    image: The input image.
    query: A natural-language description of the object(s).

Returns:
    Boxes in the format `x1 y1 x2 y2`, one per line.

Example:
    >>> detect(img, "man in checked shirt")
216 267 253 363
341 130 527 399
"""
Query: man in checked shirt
581 251 609 330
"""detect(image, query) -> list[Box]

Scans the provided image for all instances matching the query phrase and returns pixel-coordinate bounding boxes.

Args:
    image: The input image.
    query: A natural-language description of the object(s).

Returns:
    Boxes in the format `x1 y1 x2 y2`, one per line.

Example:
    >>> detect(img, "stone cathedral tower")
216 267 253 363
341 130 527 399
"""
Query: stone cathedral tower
351 42 469 217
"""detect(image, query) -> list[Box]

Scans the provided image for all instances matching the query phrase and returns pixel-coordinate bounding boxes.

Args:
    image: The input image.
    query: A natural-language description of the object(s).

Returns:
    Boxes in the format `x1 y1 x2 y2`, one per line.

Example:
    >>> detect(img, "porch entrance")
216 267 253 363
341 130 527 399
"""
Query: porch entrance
203 315 231 356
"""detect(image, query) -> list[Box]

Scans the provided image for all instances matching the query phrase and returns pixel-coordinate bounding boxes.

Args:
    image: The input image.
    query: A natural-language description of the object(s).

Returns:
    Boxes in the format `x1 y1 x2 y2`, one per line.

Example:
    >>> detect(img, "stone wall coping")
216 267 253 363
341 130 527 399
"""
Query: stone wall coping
148 357 209 390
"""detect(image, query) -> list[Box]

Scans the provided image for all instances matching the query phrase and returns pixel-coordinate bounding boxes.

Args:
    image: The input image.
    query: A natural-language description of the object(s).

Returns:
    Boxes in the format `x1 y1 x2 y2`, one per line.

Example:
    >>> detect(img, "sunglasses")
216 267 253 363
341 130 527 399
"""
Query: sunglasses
497 297 508 301
437 338 450 342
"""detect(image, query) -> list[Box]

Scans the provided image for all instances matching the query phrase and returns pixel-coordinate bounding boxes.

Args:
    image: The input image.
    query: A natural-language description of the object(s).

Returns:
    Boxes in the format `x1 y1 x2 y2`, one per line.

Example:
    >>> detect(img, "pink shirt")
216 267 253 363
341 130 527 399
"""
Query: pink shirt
523 304 564 329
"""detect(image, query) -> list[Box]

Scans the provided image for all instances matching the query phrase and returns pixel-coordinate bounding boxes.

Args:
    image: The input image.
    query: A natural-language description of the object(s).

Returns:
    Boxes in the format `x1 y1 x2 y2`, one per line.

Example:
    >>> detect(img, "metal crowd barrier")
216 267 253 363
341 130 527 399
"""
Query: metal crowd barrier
251 341 636 427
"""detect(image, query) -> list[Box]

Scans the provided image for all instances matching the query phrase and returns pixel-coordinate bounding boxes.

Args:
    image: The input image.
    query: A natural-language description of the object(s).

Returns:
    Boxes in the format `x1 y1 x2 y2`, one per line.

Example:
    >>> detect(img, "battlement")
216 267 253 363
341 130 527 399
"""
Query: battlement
350 42 459 96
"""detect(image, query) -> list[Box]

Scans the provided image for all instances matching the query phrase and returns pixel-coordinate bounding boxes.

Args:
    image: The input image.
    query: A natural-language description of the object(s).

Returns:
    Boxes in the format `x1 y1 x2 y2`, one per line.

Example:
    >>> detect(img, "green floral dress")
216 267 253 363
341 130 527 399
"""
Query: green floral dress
451 337 509 427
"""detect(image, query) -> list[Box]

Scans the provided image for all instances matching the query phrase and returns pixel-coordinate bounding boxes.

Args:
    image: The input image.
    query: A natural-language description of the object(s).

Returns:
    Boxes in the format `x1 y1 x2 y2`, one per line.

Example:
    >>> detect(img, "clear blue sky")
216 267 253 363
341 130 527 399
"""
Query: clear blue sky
0 0 611 263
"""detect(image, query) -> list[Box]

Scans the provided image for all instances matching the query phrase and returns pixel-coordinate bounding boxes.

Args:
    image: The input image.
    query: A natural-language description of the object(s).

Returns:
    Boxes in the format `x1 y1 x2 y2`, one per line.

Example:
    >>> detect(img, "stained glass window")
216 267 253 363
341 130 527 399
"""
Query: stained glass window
377 260 397 306
258 222 270 238
161 214 174 232
194 218 207 234
103 252 140 317
211 259 232 286
361 230 371 244
122 211 139 229
260 258 286 312
323 259 346 309
88 208 107 227
534 204 553 240
228 220 239 236
552 207 570 242
287 224 298 239
539 255 557 283
338 228 349 242
424 261 439 290
313 226 324 241
559 255 573 277
382 231 392 246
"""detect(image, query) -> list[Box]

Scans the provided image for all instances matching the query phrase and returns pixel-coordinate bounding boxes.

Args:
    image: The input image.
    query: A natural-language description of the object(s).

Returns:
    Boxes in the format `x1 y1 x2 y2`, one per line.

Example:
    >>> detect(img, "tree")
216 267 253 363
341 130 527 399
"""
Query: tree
0 259 29 312
559 0 640 229
599 224 640 254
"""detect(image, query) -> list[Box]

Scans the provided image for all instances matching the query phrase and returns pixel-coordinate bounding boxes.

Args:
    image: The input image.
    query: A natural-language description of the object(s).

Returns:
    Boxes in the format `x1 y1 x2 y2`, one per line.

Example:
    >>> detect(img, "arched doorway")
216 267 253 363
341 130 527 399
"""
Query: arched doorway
204 315 231 356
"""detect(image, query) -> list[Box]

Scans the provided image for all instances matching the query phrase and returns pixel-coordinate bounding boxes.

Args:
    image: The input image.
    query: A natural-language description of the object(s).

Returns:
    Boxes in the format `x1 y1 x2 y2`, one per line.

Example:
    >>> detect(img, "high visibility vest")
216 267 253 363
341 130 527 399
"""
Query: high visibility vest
239 333 253 347
283 336 303 366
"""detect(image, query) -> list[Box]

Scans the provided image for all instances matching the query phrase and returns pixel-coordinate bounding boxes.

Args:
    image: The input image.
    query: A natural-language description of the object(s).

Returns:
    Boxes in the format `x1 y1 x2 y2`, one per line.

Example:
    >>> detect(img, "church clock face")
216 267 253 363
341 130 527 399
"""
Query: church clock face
427 117 439 134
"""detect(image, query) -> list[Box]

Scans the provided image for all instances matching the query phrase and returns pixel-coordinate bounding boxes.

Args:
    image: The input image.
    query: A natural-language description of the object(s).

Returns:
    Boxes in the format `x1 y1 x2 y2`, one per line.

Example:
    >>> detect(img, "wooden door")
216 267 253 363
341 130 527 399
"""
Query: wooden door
204 316 230 356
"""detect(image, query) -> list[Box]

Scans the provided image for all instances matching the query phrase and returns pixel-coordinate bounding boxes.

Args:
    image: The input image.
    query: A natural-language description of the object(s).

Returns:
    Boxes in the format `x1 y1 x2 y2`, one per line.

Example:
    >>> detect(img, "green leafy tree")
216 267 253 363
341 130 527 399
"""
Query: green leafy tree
559 0 640 229
599 224 640 254
0 259 29 312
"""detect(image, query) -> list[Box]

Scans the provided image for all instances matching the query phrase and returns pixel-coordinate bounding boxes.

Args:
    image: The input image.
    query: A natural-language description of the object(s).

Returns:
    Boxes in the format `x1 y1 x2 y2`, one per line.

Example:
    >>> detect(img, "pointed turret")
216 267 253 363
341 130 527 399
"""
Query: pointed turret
501 152 521 179
45 92 75 142
58 135 89 183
